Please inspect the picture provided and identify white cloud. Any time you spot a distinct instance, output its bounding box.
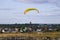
[17,0,60,7]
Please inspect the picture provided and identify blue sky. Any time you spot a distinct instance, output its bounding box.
[0,0,60,24]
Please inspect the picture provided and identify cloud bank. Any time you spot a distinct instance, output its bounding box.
[16,0,60,7]
[0,8,13,10]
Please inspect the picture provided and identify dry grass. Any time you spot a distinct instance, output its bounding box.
[0,32,60,38]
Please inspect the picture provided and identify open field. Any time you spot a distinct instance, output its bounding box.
[0,32,60,38]
[0,32,60,40]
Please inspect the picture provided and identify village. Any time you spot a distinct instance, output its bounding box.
[0,22,60,33]
[0,22,60,40]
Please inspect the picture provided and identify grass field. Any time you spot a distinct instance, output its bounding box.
[0,32,60,38]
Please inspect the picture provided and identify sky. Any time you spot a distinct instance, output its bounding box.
[0,0,60,24]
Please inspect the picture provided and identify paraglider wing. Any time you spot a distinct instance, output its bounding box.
[24,8,39,14]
